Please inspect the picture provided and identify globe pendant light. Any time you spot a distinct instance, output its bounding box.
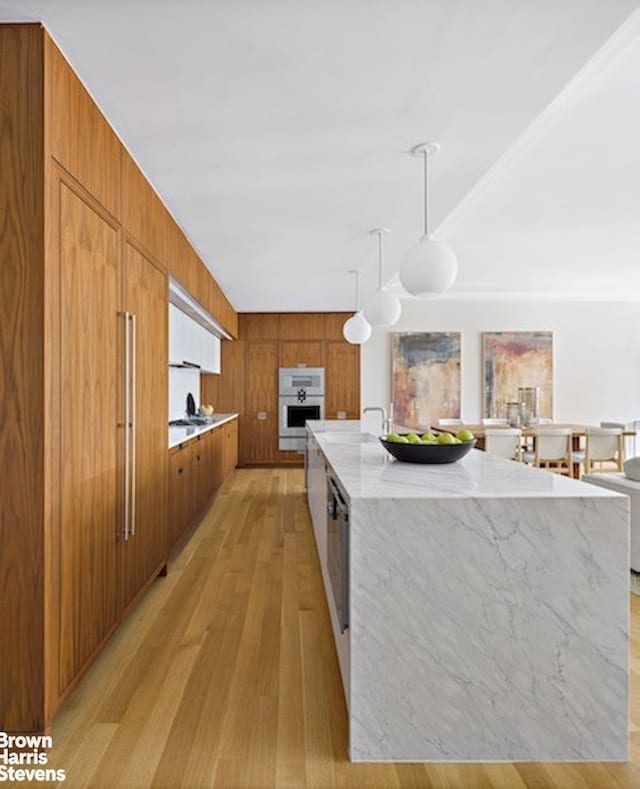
[363,228,402,327]
[343,269,372,344]
[399,142,458,297]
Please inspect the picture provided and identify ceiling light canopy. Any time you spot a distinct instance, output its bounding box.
[363,228,402,328]
[343,269,372,345]
[399,142,458,298]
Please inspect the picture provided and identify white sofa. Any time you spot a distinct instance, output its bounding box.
[582,472,640,571]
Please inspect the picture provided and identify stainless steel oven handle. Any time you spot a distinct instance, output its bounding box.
[340,513,350,633]
[327,476,346,510]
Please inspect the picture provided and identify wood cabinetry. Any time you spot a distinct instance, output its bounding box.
[119,240,168,613]
[168,419,237,552]
[279,341,324,367]
[325,341,361,420]
[243,341,279,464]
[223,419,239,476]
[222,314,359,467]
[0,23,237,733]
[47,36,122,217]
[169,443,192,549]
[58,180,120,694]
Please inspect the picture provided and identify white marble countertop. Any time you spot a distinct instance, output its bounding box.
[169,413,238,450]
[307,420,624,501]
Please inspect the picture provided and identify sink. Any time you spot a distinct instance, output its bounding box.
[323,432,379,444]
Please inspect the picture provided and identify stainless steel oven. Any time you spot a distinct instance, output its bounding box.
[279,367,324,397]
[278,367,325,451]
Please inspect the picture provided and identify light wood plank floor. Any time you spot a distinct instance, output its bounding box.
[42,468,640,788]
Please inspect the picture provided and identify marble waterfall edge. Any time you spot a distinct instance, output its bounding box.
[349,494,629,762]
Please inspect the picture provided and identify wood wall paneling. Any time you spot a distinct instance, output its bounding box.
[46,32,121,218]
[240,313,280,340]
[58,181,119,694]
[201,339,245,415]
[279,312,325,340]
[228,314,361,465]
[121,150,167,269]
[325,341,361,420]
[119,241,169,612]
[243,341,278,464]
[279,341,324,368]
[0,23,46,734]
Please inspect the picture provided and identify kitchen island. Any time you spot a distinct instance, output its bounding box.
[306,420,630,762]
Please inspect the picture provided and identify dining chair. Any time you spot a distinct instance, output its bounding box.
[484,428,522,461]
[573,428,624,476]
[522,428,573,477]
[481,418,509,426]
[601,421,632,457]
[438,418,463,426]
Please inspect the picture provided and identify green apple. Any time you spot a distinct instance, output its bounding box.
[437,432,456,445]
[420,437,437,444]
[420,432,437,441]
[456,428,475,442]
[406,433,421,444]
[386,433,408,443]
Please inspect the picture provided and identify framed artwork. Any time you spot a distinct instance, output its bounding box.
[391,332,461,431]
[482,331,553,419]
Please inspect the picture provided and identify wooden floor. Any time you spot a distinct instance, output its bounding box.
[42,468,640,788]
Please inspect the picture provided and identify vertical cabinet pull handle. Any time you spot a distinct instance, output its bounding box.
[130,313,137,537]
[123,311,130,541]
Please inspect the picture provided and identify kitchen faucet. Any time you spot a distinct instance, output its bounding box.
[363,406,391,435]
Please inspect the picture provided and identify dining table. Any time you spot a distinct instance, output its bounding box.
[433,422,636,477]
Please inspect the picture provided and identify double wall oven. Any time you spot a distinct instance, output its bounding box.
[278,367,324,451]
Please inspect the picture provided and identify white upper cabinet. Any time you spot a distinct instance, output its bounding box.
[169,303,221,373]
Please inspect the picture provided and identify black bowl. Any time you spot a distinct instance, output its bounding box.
[379,435,477,464]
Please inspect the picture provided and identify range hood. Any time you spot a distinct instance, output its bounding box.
[169,277,232,341]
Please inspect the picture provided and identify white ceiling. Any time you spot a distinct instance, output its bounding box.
[2,0,639,310]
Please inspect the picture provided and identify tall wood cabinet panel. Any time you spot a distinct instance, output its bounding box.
[243,341,278,464]
[119,240,169,612]
[325,341,361,420]
[46,36,121,218]
[58,181,119,693]
[0,23,46,734]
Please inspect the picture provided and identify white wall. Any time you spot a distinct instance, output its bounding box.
[361,298,640,429]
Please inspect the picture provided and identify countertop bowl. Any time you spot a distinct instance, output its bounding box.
[379,435,476,464]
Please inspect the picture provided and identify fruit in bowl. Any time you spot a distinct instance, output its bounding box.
[379,430,476,464]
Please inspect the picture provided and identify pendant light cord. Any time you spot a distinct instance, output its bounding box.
[378,232,384,289]
[423,149,430,237]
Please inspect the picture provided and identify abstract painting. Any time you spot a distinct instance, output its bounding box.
[482,331,553,419]
[391,332,461,431]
